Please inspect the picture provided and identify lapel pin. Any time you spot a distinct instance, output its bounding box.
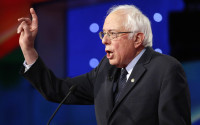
[131,78,135,83]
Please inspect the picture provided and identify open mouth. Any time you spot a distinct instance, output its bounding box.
[106,50,113,59]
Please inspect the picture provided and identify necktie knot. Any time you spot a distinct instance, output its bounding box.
[120,68,128,82]
[118,68,128,91]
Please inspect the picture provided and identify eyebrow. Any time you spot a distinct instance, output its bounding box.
[102,29,118,32]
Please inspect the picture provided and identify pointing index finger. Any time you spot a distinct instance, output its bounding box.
[30,8,38,28]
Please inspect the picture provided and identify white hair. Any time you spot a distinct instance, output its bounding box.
[107,5,153,47]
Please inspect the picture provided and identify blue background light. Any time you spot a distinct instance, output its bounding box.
[89,23,100,33]
[155,48,163,53]
[89,58,99,68]
[153,13,163,22]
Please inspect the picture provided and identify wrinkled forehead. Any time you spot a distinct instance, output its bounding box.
[103,11,127,32]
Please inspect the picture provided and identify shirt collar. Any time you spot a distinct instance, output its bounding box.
[125,48,146,75]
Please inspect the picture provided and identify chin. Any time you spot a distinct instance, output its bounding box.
[109,60,122,68]
[109,59,117,66]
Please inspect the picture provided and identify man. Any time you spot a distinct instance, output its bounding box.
[17,5,191,125]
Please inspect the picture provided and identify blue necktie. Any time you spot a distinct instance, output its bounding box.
[114,68,128,103]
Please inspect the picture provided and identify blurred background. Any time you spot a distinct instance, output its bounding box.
[0,0,200,124]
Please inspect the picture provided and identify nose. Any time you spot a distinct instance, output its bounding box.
[102,34,111,45]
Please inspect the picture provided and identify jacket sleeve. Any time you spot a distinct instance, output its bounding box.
[158,61,191,125]
[19,56,106,105]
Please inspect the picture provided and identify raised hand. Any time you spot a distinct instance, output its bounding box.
[17,8,38,64]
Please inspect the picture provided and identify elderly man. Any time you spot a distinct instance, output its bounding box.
[17,5,191,125]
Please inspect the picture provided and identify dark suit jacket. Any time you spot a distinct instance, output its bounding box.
[20,47,191,125]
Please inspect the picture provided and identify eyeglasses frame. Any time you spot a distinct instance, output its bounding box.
[99,31,133,40]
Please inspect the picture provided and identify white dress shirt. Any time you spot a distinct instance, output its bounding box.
[124,48,146,81]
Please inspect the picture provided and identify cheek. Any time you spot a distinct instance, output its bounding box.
[112,39,132,59]
[113,43,121,55]
[113,44,125,59]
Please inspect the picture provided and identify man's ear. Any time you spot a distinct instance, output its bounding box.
[134,33,145,48]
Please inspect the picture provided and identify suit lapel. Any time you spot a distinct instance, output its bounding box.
[105,66,121,115]
[113,64,146,109]
[109,47,153,118]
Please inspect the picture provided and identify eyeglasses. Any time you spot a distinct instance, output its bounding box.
[99,31,133,40]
